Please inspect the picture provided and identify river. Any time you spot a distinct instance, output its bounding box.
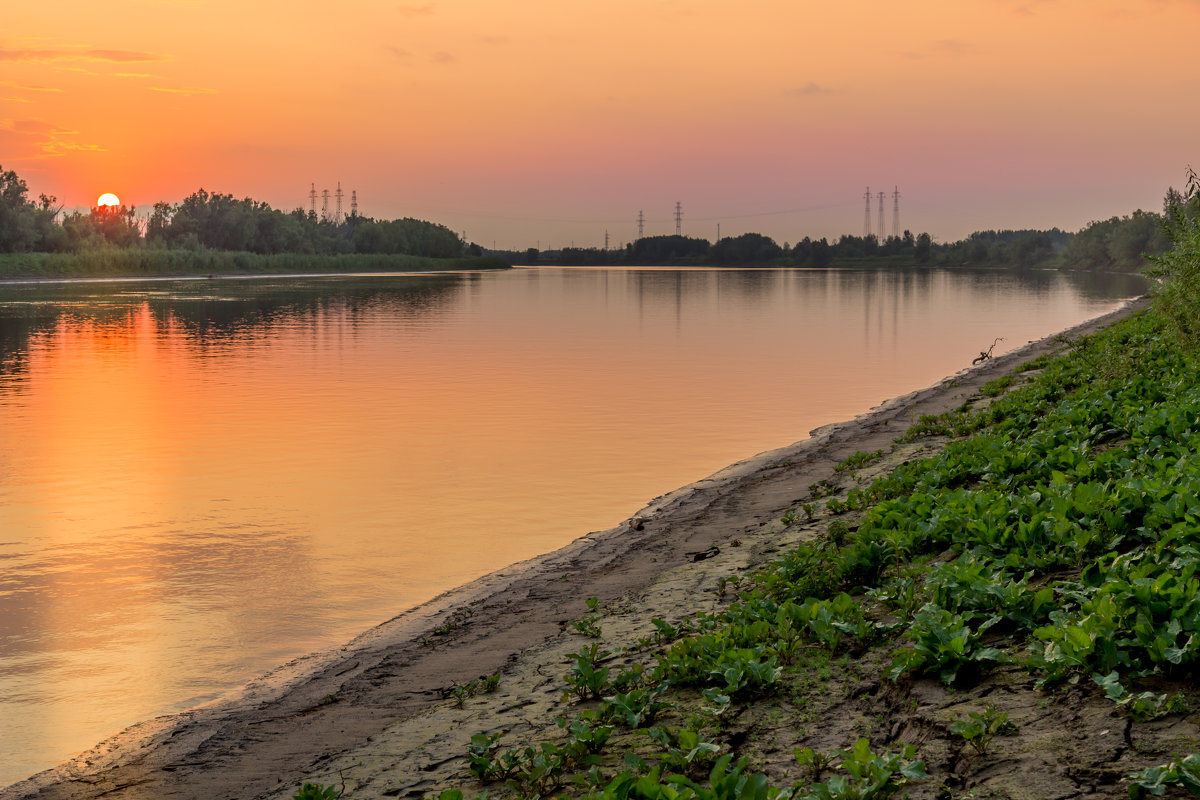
[0,266,1145,785]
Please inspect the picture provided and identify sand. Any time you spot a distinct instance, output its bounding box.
[1,299,1148,800]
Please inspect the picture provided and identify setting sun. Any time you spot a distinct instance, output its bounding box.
[97,193,120,208]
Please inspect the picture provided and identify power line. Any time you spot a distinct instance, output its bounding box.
[407,200,853,226]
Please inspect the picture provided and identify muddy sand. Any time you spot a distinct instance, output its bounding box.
[3,299,1156,800]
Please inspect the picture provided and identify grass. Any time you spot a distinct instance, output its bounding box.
[0,249,510,279]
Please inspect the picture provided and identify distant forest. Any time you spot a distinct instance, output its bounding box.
[0,163,1185,273]
[0,165,475,260]
[494,188,1189,272]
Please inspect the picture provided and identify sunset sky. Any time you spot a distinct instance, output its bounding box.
[3,0,1197,249]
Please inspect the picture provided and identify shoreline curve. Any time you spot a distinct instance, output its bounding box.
[1,297,1148,800]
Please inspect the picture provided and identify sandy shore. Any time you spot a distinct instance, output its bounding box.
[1,299,1147,800]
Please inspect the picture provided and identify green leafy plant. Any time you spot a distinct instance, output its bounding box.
[649,726,722,777]
[794,746,836,782]
[835,449,884,473]
[293,783,340,800]
[573,596,604,637]
[452,681,478,707]
[564,642,613,701]
[888,607,1006,685]
[650,617,684,644]
[980,375,1014,397]
[1093,671,1189,721]
[949,703,1017,756]
[796,738,927,800]
[1128,753,1200,799]
[602,683,674,728]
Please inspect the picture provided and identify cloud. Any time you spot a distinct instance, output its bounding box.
[115,72,154,78]
[0,48,166,63]
[0,118,105,160]
[0,80,63,92]
[7,119,56,134]
[385,45,413,60]
[480,35,509,46]
[431,51,456,64]
[149,86,217,95]
[903,39,977,60]
[990,0,1055,15]
[792,82,831,96]
[396,3,434,15]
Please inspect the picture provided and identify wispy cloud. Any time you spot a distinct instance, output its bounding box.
[0,118,106,160]
[0,48,166,63]
[791,82,831,96]
[0,80,63,92]
[116,72,154,78]
[991,0,1056,16]
[480,35,509,46]
[385,45,413,60]
[396,3,434,16]
[903,39,977,60]
[431,51,456,64]
[149,86,217,95]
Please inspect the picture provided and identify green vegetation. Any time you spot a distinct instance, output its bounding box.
[1128,755,1200,799]
[415,169,1200,799]
[499,208,1176,270]
[949,704,1017,756]
[0,249,507,278]
[0,164,508,278]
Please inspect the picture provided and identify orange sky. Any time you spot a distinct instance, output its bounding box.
[3,0,1198,248]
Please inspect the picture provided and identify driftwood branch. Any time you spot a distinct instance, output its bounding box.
[971,337,1005,365]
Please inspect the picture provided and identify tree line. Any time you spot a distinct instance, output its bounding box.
[0,165,467,259]
[2,162,1187,270]
[497,186,1190,271]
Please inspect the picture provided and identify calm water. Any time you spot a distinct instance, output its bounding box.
[0,266,1144,785]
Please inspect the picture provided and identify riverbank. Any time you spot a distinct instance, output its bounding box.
[0,251,510,280]
[3,297,1164,800]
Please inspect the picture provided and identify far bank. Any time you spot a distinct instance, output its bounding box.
[0,250,511,281]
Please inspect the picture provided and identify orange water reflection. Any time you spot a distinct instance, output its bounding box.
[0,267,1144,784]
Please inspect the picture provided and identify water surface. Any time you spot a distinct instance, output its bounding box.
[0,266,1145,785]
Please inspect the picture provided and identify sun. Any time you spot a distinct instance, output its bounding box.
[97,192,121,208]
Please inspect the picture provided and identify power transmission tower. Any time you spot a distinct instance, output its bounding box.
[604,230,609,251]
[637,210,644,240]
[674,201,682,236]
[351,190,358,218]
[863,186,871,238]
[892,186,900,239]
[309,183,317,214]
[877,191,886,241]
[335,182,344,224]
[321,189,330,222]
